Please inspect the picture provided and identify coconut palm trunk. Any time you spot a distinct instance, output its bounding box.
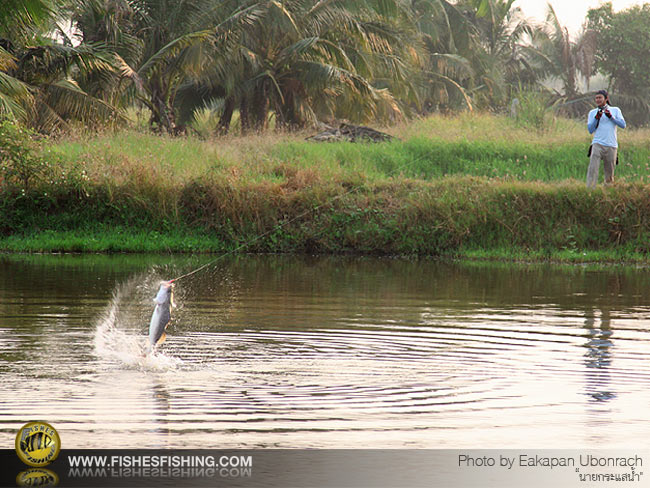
[239,95,251,135]
[217,95,235,135]
[252,83,268,132]
[148,82,177,134]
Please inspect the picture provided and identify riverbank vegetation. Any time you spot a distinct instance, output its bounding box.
[3,1,650,261]
[2,1,650,134]
[2,113,650,261]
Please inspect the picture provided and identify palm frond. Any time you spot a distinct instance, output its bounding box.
[268,0,300,35]
[0,71,32,121]
[113,53,144,93]
[33,78,125,131]
[0,46,18,71]
[137,29,213,77]
[308,0,340,16]
[428,70,473,110]
[0,0,52,36]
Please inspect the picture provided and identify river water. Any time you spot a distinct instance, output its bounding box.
[1,254,649,449]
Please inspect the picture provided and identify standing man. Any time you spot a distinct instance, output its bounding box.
[586,89,626,188]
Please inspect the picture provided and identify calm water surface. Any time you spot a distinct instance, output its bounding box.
[1,254,650,448]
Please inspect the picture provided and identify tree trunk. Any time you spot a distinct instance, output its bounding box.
[281,89,302,130]
[149,83,176,135]
[274,97,287,131]
[217,96,235,135]
[239,96,250,135]
[252,84,268,132]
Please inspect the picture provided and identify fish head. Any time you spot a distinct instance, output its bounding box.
[153,280,174,304]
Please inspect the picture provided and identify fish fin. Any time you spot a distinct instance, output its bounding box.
[156,332,167,345]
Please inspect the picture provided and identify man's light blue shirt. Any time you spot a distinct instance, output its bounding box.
[587,105,626,148]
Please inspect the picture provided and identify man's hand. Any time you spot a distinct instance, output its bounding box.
[604,109,612,118]
[595,111,603,120]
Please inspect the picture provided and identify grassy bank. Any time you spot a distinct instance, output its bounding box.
[47,113,650,184]
[2,114,650,260]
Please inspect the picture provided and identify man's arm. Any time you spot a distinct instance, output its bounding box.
[587,110,599,133]
[610,108,626,129]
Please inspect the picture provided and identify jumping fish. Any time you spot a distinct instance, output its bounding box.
[145,280,174,354]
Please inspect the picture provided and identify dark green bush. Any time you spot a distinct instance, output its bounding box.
[0,120,49,191]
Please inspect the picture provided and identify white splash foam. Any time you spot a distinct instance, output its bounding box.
[94,278,182,371]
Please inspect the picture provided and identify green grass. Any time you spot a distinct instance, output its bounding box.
[0,228,228,253]
[49,113,650,186]
[3,112,650,259]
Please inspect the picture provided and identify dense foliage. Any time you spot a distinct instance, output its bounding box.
[2,114,650,258]
[587,2,650,124]
[1,0,649,134]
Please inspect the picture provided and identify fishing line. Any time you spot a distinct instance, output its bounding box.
[169,186,362,283]
[168,147,432,284]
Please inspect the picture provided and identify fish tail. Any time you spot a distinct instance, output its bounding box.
[143,341,153,357]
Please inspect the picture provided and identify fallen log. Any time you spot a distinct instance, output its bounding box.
[306,123,395,143]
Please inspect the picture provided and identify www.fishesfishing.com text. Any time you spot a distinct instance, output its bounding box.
[67,454,253,479]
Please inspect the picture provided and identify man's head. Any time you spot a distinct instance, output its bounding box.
[595,89,609,108]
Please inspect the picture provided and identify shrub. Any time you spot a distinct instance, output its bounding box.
[511,88,556,132]
[0,120,49,191]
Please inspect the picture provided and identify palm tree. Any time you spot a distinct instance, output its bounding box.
[530,4,597,117]
[71,0,214,134]
[456,0,545,107]
[1,0,123,132]
[174,0,426,134]
[409,0,475,111]
[1,0,51,122]
[544,5,596,97]
[0,0,51,37]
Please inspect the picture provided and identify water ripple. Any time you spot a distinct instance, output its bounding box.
[2,257,650,448]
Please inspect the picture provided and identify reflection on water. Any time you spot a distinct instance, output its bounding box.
[1,254,650,448]
[583,308,614,402]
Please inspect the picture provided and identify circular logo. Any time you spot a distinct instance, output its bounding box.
[16,468,59,487]
[15,422,61,467]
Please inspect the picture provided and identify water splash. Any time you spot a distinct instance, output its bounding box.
[93,275,181,371]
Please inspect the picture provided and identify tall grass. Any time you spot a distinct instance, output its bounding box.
[3,175,650,259]
[511,87,556,132]
[49,113,650,185]
[3,112,650,258]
